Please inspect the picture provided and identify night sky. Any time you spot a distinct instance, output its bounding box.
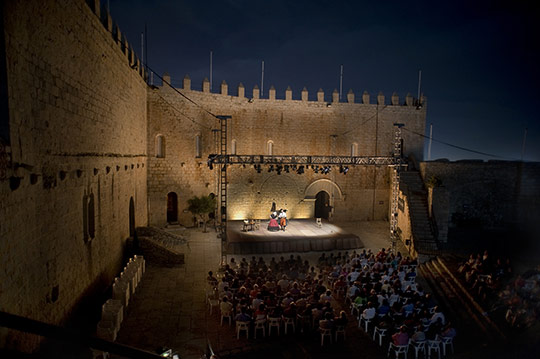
[109,0,539,162]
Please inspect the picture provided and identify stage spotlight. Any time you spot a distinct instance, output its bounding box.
[208,162,213,170]
[268,165,274,172]
[284,165,290,173]
[322,166,331,174]
[297,165,304,174]
[343,166,349,174]
[313,166,319,173]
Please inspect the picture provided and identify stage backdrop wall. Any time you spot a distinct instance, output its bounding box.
[147,75,426,227]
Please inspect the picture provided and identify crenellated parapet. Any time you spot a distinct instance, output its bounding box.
[85,0,147,81]
[162,72,426,107]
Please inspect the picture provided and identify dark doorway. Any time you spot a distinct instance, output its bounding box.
[129,197,135,237]
[315,191,331,219]
[167,192,178,223]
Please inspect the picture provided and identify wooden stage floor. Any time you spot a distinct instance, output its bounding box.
[226,219,363,254]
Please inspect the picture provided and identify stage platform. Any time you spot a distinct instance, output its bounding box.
[226,219,363,254]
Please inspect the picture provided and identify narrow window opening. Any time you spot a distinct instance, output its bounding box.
[351,143,358,157]
[195,135,201,158]
[156,135,165,158]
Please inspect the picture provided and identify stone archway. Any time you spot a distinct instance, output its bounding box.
[304,179,343,220]
[304,179,343,201]
[315,191,331,219]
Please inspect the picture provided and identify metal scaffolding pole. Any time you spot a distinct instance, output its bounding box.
[216,115,230,266]
[390,123,404,252]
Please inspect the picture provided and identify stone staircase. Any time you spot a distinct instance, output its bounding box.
[128,227,187,266]
[418,256,507,350]
[400,171,439,252]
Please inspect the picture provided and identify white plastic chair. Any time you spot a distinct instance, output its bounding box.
[208,297,219,315]
[373,326,387,347]
[320,327,332,346]
[438,335,454,356]
[335,325,346,341]
[387,343,408,359]
[268,316,281,336]
[236,321,250,339]
[408,340,426,359]
[359,315,371,332]
[254,319,266,338]
[282,316,296,334]
[427,339,441,359]
[220,309,232,326]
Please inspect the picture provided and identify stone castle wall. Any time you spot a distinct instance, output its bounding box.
[419,160,540,231]
[147,75,426,226]
[1,0,147,350]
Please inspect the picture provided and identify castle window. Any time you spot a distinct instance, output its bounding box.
[231,139,237,155]
[195,135,201,158]
[267,140,273,156]
[351,143,358,157]
[83,193,96,242]
[156,134,165,158]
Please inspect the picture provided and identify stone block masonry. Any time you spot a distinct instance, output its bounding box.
[1,0,147,352]
[147,75,426,227]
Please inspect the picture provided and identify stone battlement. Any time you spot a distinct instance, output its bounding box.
[162,73,427,107]
[85,0,147,80]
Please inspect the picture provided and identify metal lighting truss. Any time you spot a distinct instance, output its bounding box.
[209,117,406,255]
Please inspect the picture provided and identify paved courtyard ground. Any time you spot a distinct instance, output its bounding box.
[114,221,406,358]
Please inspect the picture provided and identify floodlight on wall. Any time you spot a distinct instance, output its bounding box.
[268,165,274,172]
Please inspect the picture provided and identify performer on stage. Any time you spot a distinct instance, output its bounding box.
[279,209,288,231]
[268,210,280,231]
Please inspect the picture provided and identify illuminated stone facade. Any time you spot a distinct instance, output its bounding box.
[147,77,427,226]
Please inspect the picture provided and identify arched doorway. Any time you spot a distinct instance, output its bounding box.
[129,197,135,237]
[315,191,331,219]
[167,192,178,223]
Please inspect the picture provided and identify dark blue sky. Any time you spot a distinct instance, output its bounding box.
[109,0,539,161]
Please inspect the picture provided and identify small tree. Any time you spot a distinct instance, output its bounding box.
[187,194,216,232]
[426,175,442,188]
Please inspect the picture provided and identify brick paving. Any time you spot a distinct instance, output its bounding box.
[115,221,406,359]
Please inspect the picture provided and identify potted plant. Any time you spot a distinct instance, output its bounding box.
[187,194,216,233]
